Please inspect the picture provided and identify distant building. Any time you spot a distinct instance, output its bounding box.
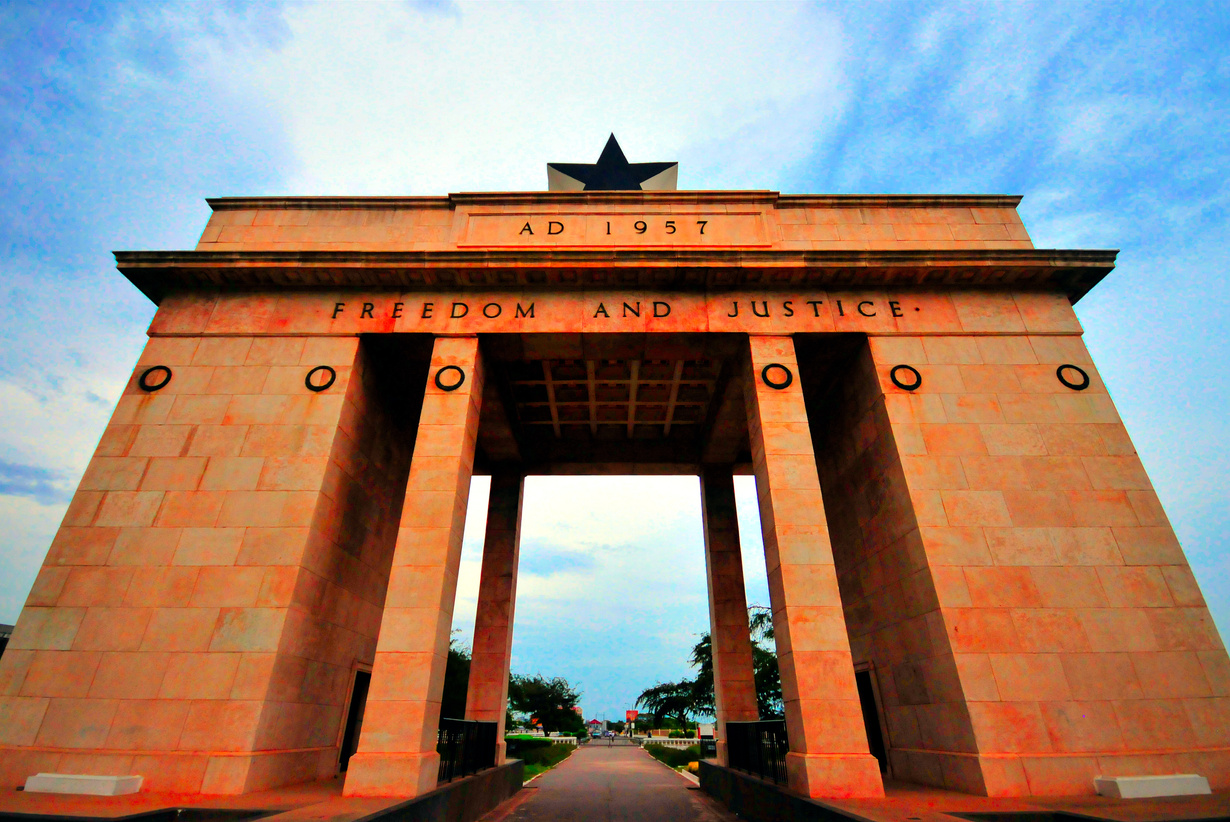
[0,624,12,659]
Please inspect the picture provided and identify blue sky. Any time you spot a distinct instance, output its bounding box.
[1,1,1228,720]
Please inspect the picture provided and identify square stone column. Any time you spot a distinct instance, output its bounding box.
[0,332,413,795]
[866,305,1230,795]
[464,471,524,764]
[700,468,760,766]
[343,336,484,797]
[743,335,884,798]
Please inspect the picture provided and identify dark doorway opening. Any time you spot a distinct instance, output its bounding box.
[854,669,887,774]
[339,670,371,772]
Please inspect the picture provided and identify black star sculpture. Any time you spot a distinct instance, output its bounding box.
[547,134,678,191]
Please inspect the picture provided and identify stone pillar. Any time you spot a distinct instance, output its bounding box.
[0,332,405,795]
[865,297,1230,795]
[464,471,524,764]
[343,336,484,797]
[742,335,884,798]
[700,468,760,766]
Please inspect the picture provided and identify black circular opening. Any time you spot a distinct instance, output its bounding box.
[1056,364,1090,391]
[138,365,172,392]
[761,363,793,390]
[435,365,466,392]
[305,365,337,392]
[890,364,923,391]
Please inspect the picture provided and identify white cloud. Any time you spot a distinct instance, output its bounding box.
[1051,95,1166,163]
[208,2,847,195]
[0,4,290,621]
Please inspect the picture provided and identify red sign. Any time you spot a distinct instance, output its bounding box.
[626,710,639,722]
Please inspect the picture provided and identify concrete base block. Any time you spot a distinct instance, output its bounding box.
[360,760,523,822]
[24,773,144,795]
[698,760,872,822]
[1094,774,1211,799]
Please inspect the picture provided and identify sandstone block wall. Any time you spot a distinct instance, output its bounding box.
[744,336,884,798]
[1,190,1221,800]
[822,304,1230,795]
[0,335,416,793]
[343,337,485,797]
[810,342,983,791]
[190,195,1032,253]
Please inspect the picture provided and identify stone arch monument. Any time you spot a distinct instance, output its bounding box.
[0,187,1226,800]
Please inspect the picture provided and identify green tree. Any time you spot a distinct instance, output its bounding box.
[641,606,782,726]
[749,606,783,718]
[689,632,715,716]
[507,674,584,734]
[635,680,694,729]
[441,634,471,720]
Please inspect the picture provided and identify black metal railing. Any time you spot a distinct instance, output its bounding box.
[725,720,788,785]
[437,718,498,782]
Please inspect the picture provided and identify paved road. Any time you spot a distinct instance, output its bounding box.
[495,744,738,822]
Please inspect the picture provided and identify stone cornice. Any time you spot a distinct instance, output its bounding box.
[776,194,1022,208]
[114,248,1117,305]
[203,192,1024,210]
[206,196,455,211]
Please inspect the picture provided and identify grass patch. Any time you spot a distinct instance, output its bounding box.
[644,743,701,770]
[514,742,574,782]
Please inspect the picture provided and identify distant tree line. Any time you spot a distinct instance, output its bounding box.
[441,606,782,737]
[442,635,585,734]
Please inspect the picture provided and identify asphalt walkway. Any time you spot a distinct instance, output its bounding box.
[491,743,738,822]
